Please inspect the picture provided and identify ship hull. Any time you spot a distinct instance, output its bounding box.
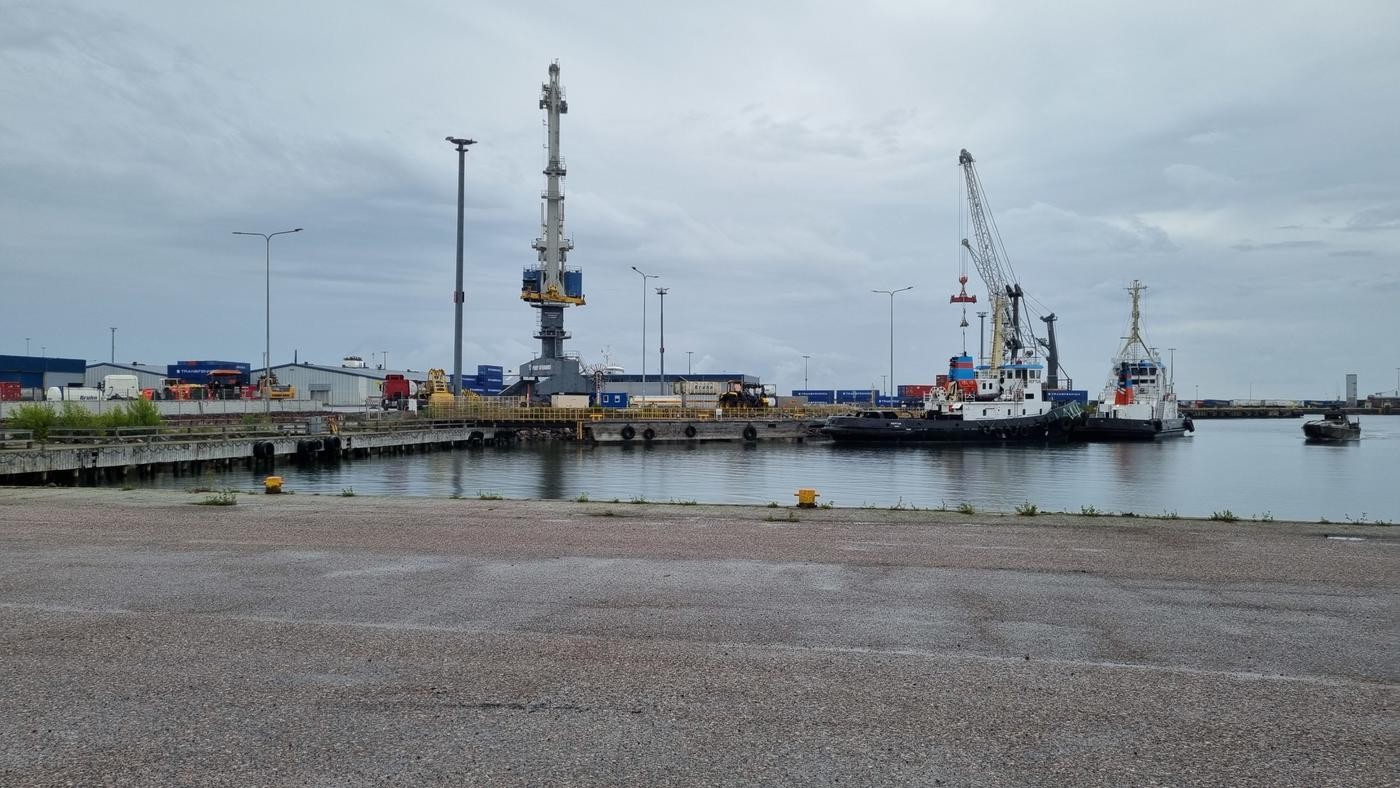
[1074,415,1191,441]
[822,403,1083,445]
[1302,421,1359,442]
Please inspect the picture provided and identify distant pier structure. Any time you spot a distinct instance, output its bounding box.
[518,62,590,397]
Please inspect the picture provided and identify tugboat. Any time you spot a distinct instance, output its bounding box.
[822,348,1083,444]
[1075,280,1192,441]
[824,146,1084,445]
[1302,411,1360,442]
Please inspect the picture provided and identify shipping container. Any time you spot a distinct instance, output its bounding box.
[1046,390,1089,406]
[835,389,878,404]
[673,380,724,396]
[0,381,20,401]
[897,384,936,398]
[167,361,252,383]
[790,389,835,404]
[550,394,591,409]
[935,374,949,387]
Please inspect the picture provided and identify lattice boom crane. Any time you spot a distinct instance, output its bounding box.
[958,148,1029,367]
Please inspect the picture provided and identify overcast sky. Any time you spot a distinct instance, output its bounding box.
[2,0,1397,399]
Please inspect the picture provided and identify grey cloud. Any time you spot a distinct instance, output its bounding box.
[1232,240,1326,252]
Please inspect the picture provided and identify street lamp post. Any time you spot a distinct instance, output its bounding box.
[1168,347,1176,389]
[233,227,303,413]
[109,327,116,364]
[446,136,477,397]
[630,266,658,397]
[802,354,810,390]
[872,286,913,396]
[655,287,669,396]
[686,351,693,376]
[25,338,30,356]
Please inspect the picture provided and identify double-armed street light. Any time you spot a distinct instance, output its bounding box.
[872,286,913,396]
[631,266,658,395]
[233,227,303,413]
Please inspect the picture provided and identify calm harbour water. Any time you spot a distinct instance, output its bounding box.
[133,416,1400,523]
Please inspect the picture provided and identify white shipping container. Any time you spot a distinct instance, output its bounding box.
[550,394,591,409]
[672,380,723,396]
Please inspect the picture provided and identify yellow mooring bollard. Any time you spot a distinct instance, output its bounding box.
[794,488,819,508]
[264,476,284,494]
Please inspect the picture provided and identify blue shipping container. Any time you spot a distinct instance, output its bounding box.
[168,362,252,383]
[1046,390,1090,406]
[835,389,878,404]
[791,389,835,404]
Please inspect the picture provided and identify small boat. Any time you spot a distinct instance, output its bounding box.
[822,348,1084,445]
[1302,411,1359,442]
[1075,280,1192,441]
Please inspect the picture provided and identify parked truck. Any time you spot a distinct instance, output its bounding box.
[381,374,413,410]
[100,374,141,400]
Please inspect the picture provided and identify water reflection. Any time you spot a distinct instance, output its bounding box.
[114,418,1400,521]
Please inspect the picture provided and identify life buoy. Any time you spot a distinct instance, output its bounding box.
[742,425,758,441]
[683,425,697,438]
[620,425,636,441]
[642,428,656,441]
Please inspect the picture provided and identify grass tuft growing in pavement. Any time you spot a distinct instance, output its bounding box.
[194,490,237,506]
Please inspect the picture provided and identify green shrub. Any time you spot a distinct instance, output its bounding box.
[57,402,96,430]
[956,502,976,515]
[1016,501,1039,516]
[340,488,356,497]
[1080,505,1100,517]
[8,403,57,440]
[1210,509,1238,522]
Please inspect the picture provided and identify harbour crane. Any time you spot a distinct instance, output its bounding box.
[957,148,1057,380]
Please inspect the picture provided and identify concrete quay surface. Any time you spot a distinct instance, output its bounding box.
[1,489,1395,786]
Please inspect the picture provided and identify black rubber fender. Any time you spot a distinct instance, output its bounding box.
[683,425,697,438]
[642,428,656,442]
[742,425,758,441]
[1184,418,1195,433]
[620,425,636,441]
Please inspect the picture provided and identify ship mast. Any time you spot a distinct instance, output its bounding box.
[1120,280,1154,361]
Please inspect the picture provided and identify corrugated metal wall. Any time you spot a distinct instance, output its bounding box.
[84,363,168,390]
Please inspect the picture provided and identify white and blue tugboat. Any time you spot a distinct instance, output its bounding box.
[1075,280,1192,441]
[822,348,1083,444]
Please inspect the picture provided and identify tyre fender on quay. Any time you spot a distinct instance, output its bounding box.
[642,428,656,442]
[620,425,636,441]
[742,425,758,441]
